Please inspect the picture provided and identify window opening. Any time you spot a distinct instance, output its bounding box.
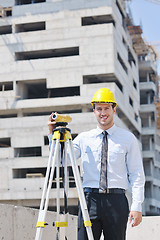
[16,80,80,99]
[15,21,45,33]
[128,48,136,65]
[44,136,49,145]
[133,79,137,89]
[0,138,11,148]
[82,14,115,26]
[23,111,51,117]
[14,147,42,157]
[48,86,80,98]
[83,74,123,92]
[129,96,133,107]
[15,0,46,5]
[134,113,138,122]
[0,25,12,35]
[116,0,126,29]
[0,114,17,118]
[117,53,128,74]
[13,167,46,178]
[15,47,79,61]
[0,82,13,91]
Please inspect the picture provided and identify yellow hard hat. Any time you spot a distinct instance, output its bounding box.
[91,88,117,106]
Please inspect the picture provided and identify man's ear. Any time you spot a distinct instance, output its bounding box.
[113,106,116,114]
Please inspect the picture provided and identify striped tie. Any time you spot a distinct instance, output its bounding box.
[100,131,108,191]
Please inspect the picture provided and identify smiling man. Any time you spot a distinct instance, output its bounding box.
[93,103,116,130]
[48,88,145,240]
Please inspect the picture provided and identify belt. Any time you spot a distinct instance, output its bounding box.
[84,187,125,194]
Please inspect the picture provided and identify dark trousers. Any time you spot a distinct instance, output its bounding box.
[78,192,129,240]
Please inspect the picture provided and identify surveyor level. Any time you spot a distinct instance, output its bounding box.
[35,126,94,240]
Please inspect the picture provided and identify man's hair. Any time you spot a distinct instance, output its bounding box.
[93,102,116,109]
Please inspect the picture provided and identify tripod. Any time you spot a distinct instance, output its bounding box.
[35,126,94,240]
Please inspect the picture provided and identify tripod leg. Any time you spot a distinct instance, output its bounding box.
[35,139,60,240]
[39,140,56,212]
[67,140,94,240]
[62,141,69,239]
[64,141,69,215]
[56,143,60,240]
[56,141,69,240]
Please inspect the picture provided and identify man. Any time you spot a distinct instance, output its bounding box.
[48,88,145,240]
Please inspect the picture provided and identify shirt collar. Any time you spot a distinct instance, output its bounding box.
[96,124,117,136]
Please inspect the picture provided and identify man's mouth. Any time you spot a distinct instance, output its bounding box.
[101,116,108,120]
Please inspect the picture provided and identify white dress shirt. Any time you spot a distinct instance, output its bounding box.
[49,124,145,212]
[72,124,145,212]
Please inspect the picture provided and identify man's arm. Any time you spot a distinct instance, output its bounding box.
[126,134,145,227]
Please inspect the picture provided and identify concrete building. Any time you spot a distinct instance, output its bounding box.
[127,22,160,215]
[0,0,159,216]
[139,47,160,215]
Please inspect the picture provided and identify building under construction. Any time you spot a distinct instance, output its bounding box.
[0,0,160,216]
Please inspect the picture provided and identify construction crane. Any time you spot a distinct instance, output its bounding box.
[125,0,160,3]
[145,0,160,5]
[147,41,160,46]
[127,0,160,4]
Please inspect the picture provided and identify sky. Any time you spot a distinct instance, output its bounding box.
[126,0,160,73]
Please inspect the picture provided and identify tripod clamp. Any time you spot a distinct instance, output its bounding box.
[52,127,72,142]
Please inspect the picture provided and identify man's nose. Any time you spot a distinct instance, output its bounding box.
[101,109,107,115]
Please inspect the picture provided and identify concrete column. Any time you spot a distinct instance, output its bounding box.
[150,160,154,177]
[17,111,23,117]
[149,136,152,150]
[147,72,150,82]
[148,114,152,127]
[12,23,16,34]
[147,92,151,104]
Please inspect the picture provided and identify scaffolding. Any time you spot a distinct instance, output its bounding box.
[155,75,160,129]
[127,25,149,56]
[145,0,160,5]
[0,6,12,18]
[125,14,160,129]
[0,5,3,18]
[155,101,160,129]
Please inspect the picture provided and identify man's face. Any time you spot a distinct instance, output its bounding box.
[93,103,116,130]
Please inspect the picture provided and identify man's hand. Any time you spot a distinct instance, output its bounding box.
[129,211,142,227]
[48,112,57,134]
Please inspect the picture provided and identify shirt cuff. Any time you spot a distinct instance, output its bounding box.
[130,201,142,212]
